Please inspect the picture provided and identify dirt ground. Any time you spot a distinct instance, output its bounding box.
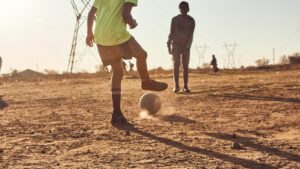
[0,69,299,168]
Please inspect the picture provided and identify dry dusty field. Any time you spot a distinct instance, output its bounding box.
[0,69,299,168]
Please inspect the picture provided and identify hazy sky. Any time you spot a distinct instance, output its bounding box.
[1,0,300,73]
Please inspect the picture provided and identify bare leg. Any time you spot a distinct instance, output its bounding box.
[128,37,168,91]
[173,53,181,89]
[182,49,190,90]
[109,62,130,126]
[127,38,149,80]
[111,62,123,112]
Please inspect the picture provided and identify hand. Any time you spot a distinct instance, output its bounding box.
[168,46,172,55]
[186,43,191,49]
[86,32,94,47]
[130,20,138,29]
[167,42,172,55]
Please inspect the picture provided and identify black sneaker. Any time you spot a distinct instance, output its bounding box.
[173,87,180,93]
[111,111,129,126]
[183,88,191,93]
[141,79,168,91]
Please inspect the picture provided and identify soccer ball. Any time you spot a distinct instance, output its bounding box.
[139,92,161,115]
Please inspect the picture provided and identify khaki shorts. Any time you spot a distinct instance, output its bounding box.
[97,37,147,66]
[172,44,190,67]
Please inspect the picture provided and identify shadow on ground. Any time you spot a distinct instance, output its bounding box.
[156,114,196,124]
[117,125,277,169]
[205,132,300,163]
[209,93,300,103]
[0,99,8,109]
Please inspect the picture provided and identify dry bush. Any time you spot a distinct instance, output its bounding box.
[10,69,18,76]
[150,67,164,74]
[44,69,59,75]
[202,63,211,69]
[289,52,300,64]
[279,55,289,64]
[95,64,109,73]
[255,58,270,67]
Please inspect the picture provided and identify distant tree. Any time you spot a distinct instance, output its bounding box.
[279,55,289,64]
[292,52,300,56]
[156,67,164,71]
[202,63,211,69]
[289,52,300,64]
[44,69,59,75]
[10,69,18,76]
[78,69,89,74]
[255,58,270,67]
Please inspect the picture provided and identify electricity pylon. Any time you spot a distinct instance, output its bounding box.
[67,0,97,73]
[195,44,208,68]
[225,42,238,69]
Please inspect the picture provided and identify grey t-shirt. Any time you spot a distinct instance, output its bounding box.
[168,15,195,49]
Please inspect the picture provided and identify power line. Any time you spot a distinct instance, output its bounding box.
[279,24,300,54]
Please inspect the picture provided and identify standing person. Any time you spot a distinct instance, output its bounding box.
[122,60,127,74]
[210,55,219,73]
[86,0,168,126]
[168,1,195,93]
[0,56,2,72]
[129,60,134,71]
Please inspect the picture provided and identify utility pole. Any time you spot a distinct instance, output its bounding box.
[225,42,238,69]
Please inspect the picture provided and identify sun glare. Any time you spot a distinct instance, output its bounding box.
[0,1,36,20]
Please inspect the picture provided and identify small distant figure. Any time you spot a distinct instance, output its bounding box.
[103,66,109,73]
[129,61,134,72]
[122,60,127,74]
[210,55,219,73]
[0,56,2,72]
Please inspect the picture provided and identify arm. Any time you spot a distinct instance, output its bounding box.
[86,7,97,47]
[167,18,175,54]
[123,3,137,29]
[186,18,195,49]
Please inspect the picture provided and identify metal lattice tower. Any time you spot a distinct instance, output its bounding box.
[195,44,208,67]
[67,0,98,73]
[225,42,238,69]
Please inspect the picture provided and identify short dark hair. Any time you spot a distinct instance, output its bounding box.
[179,1,189,9]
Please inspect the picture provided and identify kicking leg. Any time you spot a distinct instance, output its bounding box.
[128,37,168,91]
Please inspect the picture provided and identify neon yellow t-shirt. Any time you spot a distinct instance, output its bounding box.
[93,0,138,46]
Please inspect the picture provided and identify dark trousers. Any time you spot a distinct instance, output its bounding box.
[172,45,190,88]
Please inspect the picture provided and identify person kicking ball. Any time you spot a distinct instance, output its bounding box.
[86,0,168,126]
